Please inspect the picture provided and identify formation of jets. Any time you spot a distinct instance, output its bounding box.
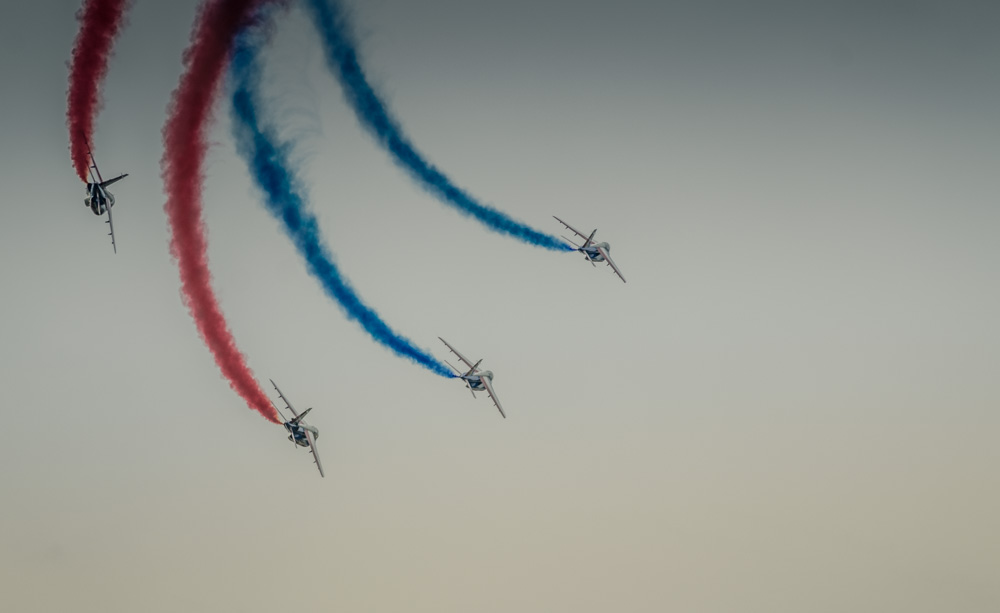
[77,152,627,477]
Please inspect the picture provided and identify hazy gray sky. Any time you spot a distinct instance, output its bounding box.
[1,1,998,611]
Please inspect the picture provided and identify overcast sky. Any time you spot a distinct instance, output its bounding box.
[1,1,998,611]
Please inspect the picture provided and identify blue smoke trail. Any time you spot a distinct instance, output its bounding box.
[229,25,455,379]
[303,0,573,253]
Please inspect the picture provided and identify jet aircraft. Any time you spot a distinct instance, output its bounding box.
[270,379,324,477]
[554,216,626,283]
[83,143,127,253]
[439,337,505,418]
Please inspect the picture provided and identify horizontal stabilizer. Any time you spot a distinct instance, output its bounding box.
[443,359,461,375]
[561,235,582,249]
[101,173,128,188]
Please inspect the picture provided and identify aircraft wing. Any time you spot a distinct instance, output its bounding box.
[480,376,506,419]
[270,379,299,418]
[597,246,626,283]
[305,429,325,477]
[553,216,591,241]
[438,337,476,371]
[86,144,103,184]
[105,201,117,254]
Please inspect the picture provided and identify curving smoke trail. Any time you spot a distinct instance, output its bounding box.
[229,24,455,379]
[162,0,283,423]
[303,0,573,253]
[67,0,131,182]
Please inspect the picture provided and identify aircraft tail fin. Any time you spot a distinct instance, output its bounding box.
[291,407,313,425]
[466,359,483,377]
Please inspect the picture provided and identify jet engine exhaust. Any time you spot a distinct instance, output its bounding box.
[67,0,131,182]
[160,0,285,424]
[228,19,456,379]
[303,0,574,253]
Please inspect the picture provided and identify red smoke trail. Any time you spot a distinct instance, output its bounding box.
[67,0,130,182]
[162,0,280,423]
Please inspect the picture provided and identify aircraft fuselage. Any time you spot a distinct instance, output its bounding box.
[85,183,114,216]
[462,370,494,391]
[284,421,318,447]
[581,242,610,262]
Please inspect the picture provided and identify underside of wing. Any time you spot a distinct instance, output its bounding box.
[438,337,476,370]
[305,429,324,477]
[105,203,116,254]
[553,216,590,241]
[481,377,506,419]
[597,247,626,283]
[269,379,299,418]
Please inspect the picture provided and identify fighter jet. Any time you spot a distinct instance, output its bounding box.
[270,379,324,477]
[439,337,505,418]
[83,142,127,253]
[554,216,626,283]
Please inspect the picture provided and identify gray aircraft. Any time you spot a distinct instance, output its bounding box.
[270,379,324,477]
[554,216,626,283]
[83,144,127,253]
[439,337,505,418]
